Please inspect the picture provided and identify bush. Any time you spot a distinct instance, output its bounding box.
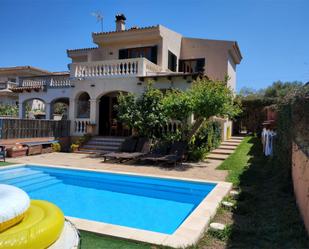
[188,121,221,161]
[51,142,61,152]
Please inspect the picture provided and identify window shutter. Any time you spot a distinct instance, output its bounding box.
[119,49,128,59]
[150,46,158,64]
[196,59,205,73]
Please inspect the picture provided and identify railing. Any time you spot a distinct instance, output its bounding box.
[73,118,90,135]
[0,119,70,139]
[19,75,72,89]
[161,120,182,134]
[71,58,164,78]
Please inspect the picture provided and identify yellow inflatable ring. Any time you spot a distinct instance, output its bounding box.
[0,200,65,249]
[0,184,30,232]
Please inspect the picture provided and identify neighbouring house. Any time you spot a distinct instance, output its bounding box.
[12,14,242,139]
[0,66,52,117]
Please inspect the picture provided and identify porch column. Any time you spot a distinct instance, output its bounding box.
[19,104,24,119]
[90,99,97,124]
[69,98,75,136]
[45,102,51,120]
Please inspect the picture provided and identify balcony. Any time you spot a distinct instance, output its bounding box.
[15,74,72,91]
[70,58,163,79]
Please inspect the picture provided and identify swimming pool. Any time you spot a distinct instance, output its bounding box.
[0,164,215,234]
[0,164,231,247]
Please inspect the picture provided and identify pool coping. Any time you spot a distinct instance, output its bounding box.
[1,163,232,248]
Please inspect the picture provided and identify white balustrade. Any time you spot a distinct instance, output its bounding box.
[71,58,163,78]
[20,75,71,88]
[162,120,182,134]
[74,118,90,135]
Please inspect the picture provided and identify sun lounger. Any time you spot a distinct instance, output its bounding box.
[102,137,138,162]
[0,145,6,162]
[112,138,152,162]
[139,142,169,163]
[157,141,187,166]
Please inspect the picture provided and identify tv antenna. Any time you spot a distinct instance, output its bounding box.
[91,11,103,32]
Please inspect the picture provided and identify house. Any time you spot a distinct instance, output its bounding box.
[0,66,52,110]
[13,14,242,139]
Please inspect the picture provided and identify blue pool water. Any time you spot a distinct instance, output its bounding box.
[0,165,216,234]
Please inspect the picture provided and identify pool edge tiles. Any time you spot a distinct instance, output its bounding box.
[0,163,232,248]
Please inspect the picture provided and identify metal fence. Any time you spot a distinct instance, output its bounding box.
[0,119,70,139]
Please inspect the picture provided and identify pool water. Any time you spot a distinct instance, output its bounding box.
[0,165,216,234]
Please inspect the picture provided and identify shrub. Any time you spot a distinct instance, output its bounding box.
[51,142,61,152]
[70,143,79,152]
[188,121,221,161]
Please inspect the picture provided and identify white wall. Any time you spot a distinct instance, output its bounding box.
[227,53,236,92]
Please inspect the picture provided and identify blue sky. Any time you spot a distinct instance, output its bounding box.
[0,0,308,91]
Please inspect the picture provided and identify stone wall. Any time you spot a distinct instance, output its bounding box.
[292,142,309,235]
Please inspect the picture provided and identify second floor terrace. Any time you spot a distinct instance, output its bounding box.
[11,73,72,92]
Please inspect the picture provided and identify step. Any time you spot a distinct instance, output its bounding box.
[220,143,239,147]
[91,137,126,142]
[75,149,107,155]
[14,175,58,189]
[206,153,230,160]
[211,149,234,155]
[83,144,119,150]
[87,140,123,146]
[0,167,30,176]
[22,179,62,192]
[2,172,46,185]
[218,146,236,150]
[0,169,42,181]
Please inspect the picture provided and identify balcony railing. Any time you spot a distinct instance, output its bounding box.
[19,74,72,89]
[70,58,163,78]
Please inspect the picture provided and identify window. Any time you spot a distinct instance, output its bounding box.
[168,51,177,72]
[119,46,158,64]
[77,92,90,118]
[179,58,205,73]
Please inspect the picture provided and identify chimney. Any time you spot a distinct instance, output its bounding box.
[115,14,126,31]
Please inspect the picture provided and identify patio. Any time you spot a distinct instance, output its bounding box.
[7,137,243,182]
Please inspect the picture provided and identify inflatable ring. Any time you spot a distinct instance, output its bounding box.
[0,200,65,249]
[0,184,30,232]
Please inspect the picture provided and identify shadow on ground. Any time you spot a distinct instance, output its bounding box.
[226,137,309,249]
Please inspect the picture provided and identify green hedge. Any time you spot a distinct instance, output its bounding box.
[188,121,221,161]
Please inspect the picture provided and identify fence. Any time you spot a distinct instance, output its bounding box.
[0,119,70,139]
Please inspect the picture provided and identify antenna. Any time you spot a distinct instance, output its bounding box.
[91,11,103,32]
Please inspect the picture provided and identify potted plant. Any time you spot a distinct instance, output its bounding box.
[70,143,79,152]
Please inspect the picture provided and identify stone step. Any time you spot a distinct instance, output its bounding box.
[81,145,118,151]
[91,136,126,142]
[211,149,234,155]
[75,149,107,155]
[220,142,239,147]
[218,146,236,150]
[206,153,229,161]
[87,140,123,146]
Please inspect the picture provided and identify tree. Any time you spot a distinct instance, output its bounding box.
[116,84,168,138]
[163,77,241,141]
[0,104,18,117]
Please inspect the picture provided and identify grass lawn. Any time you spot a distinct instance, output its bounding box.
[0,161,14,167]
[77,136,309,248]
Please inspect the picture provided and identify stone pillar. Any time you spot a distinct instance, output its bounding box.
[45,102,51,120]
[69,98,76,136]
[90,99,97,123]
[19,103,24,119]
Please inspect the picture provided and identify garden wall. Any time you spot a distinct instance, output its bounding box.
[292,142,309,236]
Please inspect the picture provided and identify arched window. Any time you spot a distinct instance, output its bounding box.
[77,92,90,118]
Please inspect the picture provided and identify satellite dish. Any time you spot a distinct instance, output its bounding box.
[91,11,103,32]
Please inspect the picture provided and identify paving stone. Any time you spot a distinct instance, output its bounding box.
[210,222,226,231]
[222,201,235,208]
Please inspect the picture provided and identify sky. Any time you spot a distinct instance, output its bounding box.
[0,0,308,91]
